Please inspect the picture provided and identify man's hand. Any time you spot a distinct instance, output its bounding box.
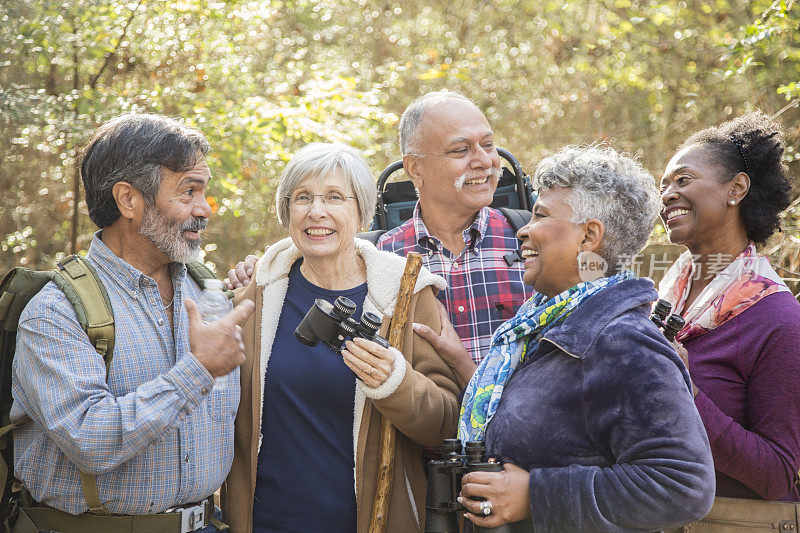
[458,463,532,527]
[224,254,260,289]
[413,300,476,388]
[185,298,255,378]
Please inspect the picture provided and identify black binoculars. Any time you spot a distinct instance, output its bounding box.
[295,296,390,353]
[425,439,527,533]
[651,299,686,342]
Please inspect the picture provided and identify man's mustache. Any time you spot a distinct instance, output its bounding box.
[180,217,207,232]
[454,167,502,190]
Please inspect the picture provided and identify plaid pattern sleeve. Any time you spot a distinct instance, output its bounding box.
[11,233,236,515]
[378,205,532,364]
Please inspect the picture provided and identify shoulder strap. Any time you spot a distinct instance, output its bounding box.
[357,229,387,245]
[51,255,115,375]
[186,261,233,299]
[49,255,115,515]
[498,207,532,234]
[498,208,531,267]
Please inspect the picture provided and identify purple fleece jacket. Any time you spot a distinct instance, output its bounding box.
[485,278,715,532]
[685,291,800,501]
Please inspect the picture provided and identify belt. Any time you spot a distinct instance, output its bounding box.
[166,496,215,533]
[14,496,222,533]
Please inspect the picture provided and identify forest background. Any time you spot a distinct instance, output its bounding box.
[2,0,800,286]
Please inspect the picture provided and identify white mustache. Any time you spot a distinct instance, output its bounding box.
[454,167,501,191]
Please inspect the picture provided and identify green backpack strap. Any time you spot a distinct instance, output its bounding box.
[51,255,115,374]
[186,261,233,298]
[0,256,116,518]
[51,255,115,516]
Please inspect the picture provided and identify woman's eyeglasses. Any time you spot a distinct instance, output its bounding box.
[287,192,356,207]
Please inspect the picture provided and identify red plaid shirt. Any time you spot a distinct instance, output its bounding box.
[377,204,532,364]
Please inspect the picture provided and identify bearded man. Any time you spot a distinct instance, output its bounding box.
[11,114,253,532]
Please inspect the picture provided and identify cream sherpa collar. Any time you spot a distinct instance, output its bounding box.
[253,237,446,316]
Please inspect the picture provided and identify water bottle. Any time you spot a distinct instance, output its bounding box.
[197,278,232,392]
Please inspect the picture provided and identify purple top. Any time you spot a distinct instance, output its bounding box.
[685,291,800,501]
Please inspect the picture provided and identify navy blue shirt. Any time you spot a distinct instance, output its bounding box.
[253,261,366,532]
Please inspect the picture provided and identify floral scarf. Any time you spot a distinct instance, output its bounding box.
[658,242,790,342]
[458,270,635,443]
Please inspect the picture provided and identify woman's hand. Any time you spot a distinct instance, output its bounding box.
[672,340,698,398]
[413,300,476,388]
[458,463,532,527]
[342,337,395,388]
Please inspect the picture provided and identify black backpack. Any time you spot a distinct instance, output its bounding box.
[358,207,532,266]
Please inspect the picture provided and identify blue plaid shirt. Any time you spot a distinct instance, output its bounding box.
[12,232,238,515]
[378,204,531,364]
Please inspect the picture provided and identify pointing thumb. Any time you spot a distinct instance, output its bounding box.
[230,299,255,325]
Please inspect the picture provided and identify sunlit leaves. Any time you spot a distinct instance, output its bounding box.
[2,0,799,274]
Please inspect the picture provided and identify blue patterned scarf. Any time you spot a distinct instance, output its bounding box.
[458,270,634,443]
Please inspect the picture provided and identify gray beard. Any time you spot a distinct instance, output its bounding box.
[139,206,205,264]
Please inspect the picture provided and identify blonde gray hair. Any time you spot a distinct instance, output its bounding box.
[275,142,377,228]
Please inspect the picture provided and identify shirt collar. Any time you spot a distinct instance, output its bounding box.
[411,202,436,251]
[412,203,490,252]
[86,231,187,294]
[469,207,490,250]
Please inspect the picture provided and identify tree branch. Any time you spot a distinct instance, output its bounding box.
[88,0,144,89]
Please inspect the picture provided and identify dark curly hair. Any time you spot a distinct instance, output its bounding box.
[681,112,792,245]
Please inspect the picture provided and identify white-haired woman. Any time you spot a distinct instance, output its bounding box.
[221,143,460,532]
[428,146,716,532]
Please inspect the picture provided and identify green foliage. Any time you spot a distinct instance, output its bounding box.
[721,0,800,157]
[2,0,799,276]
[1,0,397,272]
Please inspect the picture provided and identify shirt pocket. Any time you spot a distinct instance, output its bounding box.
[205,368,240,422]
[489,296,520,323]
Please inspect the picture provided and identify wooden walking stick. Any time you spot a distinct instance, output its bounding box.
[368,252,423,533]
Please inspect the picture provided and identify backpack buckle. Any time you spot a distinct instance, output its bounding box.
[503,249,523,266]
[56,255,86,280]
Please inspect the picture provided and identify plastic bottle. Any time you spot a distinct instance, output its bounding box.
[197,278,232,392]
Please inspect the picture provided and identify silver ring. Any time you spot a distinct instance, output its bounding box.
[367,366,374,375]
[480,499,493,516]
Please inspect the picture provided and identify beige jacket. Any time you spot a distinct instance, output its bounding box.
[221,238,461,532]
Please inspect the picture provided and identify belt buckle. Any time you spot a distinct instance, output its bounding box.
[175,502,205,533]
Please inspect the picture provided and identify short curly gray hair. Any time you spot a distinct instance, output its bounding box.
[275,142,377,228]
[533,145,660,272]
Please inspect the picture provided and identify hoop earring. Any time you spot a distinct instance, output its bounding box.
[577,250,608,282]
